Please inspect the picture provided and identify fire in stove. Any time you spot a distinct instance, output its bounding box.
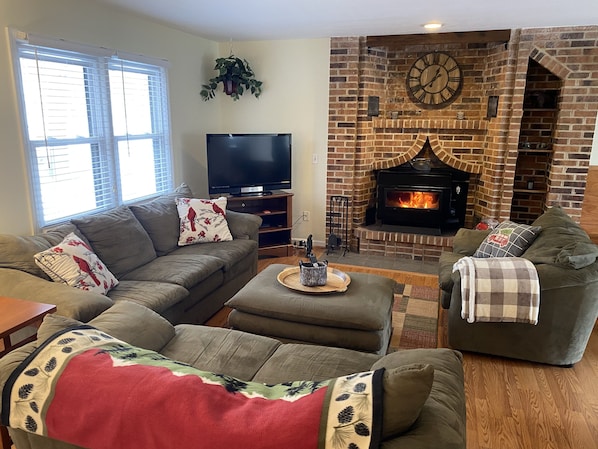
[386,190,440,210]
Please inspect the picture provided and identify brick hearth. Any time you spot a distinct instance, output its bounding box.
[326,27,598,259]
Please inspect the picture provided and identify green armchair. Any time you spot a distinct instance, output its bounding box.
[438,207,598,366]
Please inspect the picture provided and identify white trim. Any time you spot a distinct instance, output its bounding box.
[9,28,170,68]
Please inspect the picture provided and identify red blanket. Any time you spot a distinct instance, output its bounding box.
[2,326,383,449]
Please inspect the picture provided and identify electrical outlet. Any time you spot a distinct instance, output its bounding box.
[303,210,310,221]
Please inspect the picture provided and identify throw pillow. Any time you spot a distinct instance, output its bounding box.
[555,242,598,269]
[72,206,156,278]
[176,197,233,246]
[473,220,541,258]
[130,183,195,256]
[33,232,119,295]
[381,363,434,439]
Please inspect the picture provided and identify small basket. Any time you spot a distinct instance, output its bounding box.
[299,262,328,287]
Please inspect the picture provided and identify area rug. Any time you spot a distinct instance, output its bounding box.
[328,263,439,352]
[389,283,439,351]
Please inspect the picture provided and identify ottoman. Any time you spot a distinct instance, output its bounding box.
[225,264,395,354]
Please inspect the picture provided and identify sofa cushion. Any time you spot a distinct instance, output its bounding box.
[130,183,193,256]
[130,196,182,256]
[473,220,541,258]
[531,205,578,229]
[121,254,224,289]
[34,232,119,295]
[555,242,598,269]
[88,300,176,352]
[0,233,52,279]
[161,326,282,381]
[72,206,157,278]
[452,228,491,255]
[36,313,83,342]
[35,301,176,353]
[253,343,380,383]
[171,239,257,272]
[176,197,233,245]
[107,280,188,313]
[42,223,86,246]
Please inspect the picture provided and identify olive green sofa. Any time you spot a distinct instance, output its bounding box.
[438,206,598,366]
[0,301,466,449]
[0,184,262,325]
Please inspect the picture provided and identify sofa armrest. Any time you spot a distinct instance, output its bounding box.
[226,210,262,242]
[452,228,491,255]
[0,268,112,322]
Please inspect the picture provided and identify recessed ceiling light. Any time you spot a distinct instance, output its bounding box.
[423,23,443,30]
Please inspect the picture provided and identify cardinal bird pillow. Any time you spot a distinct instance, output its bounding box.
[176,197,233,246]
[34,232,118,295]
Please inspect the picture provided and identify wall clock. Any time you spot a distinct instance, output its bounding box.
[406,52,463,108]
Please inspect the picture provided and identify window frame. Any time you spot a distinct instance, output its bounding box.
[10,29,174,230]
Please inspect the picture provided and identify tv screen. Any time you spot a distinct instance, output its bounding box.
[206,133,292,195]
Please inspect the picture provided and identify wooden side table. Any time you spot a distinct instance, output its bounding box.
[0,296,56,449]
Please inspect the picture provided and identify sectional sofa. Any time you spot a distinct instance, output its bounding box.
[0,184,262,325]
[0,301,467,449]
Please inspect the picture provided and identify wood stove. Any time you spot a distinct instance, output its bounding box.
[376,159,469,234]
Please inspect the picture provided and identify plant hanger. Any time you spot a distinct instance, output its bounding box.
[200,41,263,101]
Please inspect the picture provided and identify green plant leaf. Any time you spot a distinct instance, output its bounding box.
[200,54,262,101]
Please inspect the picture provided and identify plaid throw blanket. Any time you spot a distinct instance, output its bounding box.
[453,256,540,324]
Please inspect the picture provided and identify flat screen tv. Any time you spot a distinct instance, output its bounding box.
[206,133,292,196]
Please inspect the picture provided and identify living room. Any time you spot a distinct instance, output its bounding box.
[0,1,597,449]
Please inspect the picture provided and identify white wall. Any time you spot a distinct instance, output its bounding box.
[0,0,330,245]
[0,0,219,234]
[208,39,331,245]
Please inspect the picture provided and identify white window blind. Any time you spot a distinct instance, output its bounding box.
[11,30,173,228]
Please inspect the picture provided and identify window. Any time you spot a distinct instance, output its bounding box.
[11,30,173,228]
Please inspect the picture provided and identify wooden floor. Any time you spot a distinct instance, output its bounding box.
[212,250,598,449]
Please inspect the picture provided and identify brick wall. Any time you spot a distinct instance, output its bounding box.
[327,26,598,254]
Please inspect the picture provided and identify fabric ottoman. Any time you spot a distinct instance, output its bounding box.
[225,264,395,354]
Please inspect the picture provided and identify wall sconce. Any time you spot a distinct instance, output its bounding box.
[487,95,499,118]
[367,96,380,117]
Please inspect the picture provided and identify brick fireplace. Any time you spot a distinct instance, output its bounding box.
[326,26,598,261]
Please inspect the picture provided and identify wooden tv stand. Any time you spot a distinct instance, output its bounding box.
[226,191,293,257]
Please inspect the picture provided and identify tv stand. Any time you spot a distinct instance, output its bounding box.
[226,191,293,257]
[232,191,273,197]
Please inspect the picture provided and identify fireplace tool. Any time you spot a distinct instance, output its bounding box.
[327,195,349,255]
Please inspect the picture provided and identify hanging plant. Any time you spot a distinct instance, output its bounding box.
[200,56,263,101]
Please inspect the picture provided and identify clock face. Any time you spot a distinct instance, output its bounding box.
[406,52,462,108]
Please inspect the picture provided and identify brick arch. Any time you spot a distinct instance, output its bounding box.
[371,134,482,174]
[529,46,572,80]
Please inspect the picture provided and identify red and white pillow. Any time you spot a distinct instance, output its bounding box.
[176,197,233,246]
[34,232,118,295]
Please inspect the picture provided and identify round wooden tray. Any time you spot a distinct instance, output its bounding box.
[276,266,351,294]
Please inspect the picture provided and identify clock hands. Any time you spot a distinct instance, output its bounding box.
[423,68,442,89]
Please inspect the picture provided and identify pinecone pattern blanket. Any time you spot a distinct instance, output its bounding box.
[2,326,383,449]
